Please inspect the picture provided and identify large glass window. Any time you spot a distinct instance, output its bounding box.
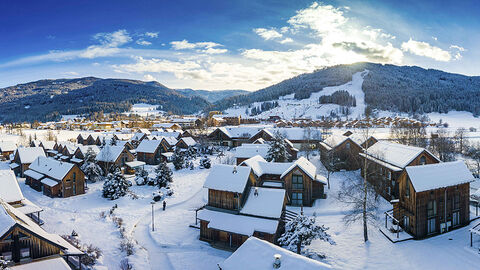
[453,193,460,210]
[292,175,303,190]
[427,200,437,217]
[292,192,303,206]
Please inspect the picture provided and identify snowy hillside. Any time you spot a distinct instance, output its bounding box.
[224,70,369,120]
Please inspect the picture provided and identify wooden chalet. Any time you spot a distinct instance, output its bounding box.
[0,170,43,225]
[39,141,57,153]
[136,140,163,165]
[197,164,287,250]
[159,137,178,152]
[175,137,197,149]
[0,141,16,160]
[76,134,87,145]
[240,156,326,206]
[95,145,134,173]
[0,199,84,268]
[25,157,85,198]
[248,127,322,150]
[12,147,46,177]
[71,145,100,165]
[393,161,474,238]
[359,141,440,201]
[129,132,148,147]
[207,127,264,147]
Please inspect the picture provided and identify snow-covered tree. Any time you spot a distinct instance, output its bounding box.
[154,161,173,188]
[81,147,103,183]
[0,256,9,270]
[266,131,291,162]
[102,166,129,200]
[172,148,185,170]
[134,167,148,186]
[278,214,334,254]
[200,156,211,169]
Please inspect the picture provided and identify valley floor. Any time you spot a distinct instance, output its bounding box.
[5,152,480,270]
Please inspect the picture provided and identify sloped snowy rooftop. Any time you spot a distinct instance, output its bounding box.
[203,164,251,193]
[178,137,197,146]
[0,169,24,203]
[197,209,279,236]
[234,144,270,158]
[217,126,265,139]
[280,156,318,180]
[29,156,74,181]
[240,187,285,219]
[219,237,331,270]
[10,257,71,270]
[0,141,16,152]
[16,147,46,164]
[96,145,126,162]
[363,141,438,169]
[136,139,162,153]
[160,136,178,146]
[406,161,475,192]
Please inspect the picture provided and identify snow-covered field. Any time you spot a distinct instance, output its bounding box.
[6,150,480,269]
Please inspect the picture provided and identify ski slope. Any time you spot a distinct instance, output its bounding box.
[224,70,369,120]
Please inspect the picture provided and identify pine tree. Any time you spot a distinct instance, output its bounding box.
[102,166,129,200]
[172,148,185,170]
[134,168,149,186]
[81,147,103,183]
[154,161,173,188]
[278,214,335,254]
[265,131,291,162]
[200,156,211,169]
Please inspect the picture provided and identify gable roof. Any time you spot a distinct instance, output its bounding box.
[40,141,56,150]
[0,170,23,203]
[0,141,16,152]
[215,126,265,139]
[96,145,127,162]
[76,145,100,156]
[280,156,318,180]
[261,127,322,141]
[234,144,270,159]
[362,141,440,169]
[240,155,292,177]
[16,147,46,164]
[136,140,162,154]
[203,164,252,193]
[240,187,285,219]
[29,157,75,181]
[178,137,197,147]
[160,136,178,146]
[219,237,331,270]
[406,161,475,192]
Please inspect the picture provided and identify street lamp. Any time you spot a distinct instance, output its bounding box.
[150,201,156,232]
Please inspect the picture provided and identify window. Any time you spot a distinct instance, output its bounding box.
[387,171,392,181]
[346,142,351,150]
[427,200,437,217]
[405,178,410,198]
[403,216,410,229]
[453,194,460,210]
[420,156,426,165]
[453,211,460,226]
[1,252,12,261]
[427,218,436,234]
[292,192,303,206]
[292,175,303,190]
[20,248,30,259]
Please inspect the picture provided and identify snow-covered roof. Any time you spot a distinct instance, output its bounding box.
[96,145,127,162]
[40,141,56,150]
[262,127,322,141]
[131,132,147,141]
[280,157,318,180]
[10,257,71,270]
[16,147,46,164]
[216,126,264,139]
[151,131,181,138]
[0,170,24,203]
[161,152,174,158]
[240,155,292,177]
[234,144,270,158]
[321,134,351,149]
[219,237,331,270]
[136,140,162,154]
[29,156,74,181]
[203,164,252,193]
[197,209,279,236]
[178,137,197,146]
[76,145,101,156]
[0,199,82,256]
[363,141,439,169]
[41,178,59,187]
[24,169,44,180]
[161,136,178,146]
[125,161,146,168]
[240,187,285,219]
[406,161,475,192]
[0,141,16,152]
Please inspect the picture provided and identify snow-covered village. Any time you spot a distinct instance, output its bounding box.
[1,1,480,270]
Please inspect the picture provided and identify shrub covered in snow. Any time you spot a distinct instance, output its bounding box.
[278,214,334,254]
[200,156,211,169]
[0,257,9,270]
[61,234,102,267]
[102,166,130,200]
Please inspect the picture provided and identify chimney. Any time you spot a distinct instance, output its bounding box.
[273,254,281,269]
[254,187,258,196]
[232,166,237,174]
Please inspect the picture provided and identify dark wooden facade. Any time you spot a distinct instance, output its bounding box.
[137,149,162,165]
[98,148,135,173]
[27,165,85,198]
[320,138,363,171]
[394,173,470,238]
[361,150,439,201]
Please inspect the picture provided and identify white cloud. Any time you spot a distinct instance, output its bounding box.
[254,28,283,40]
[280,38,293,44]
[145,32,159,38]
[450,45,466,52]
[136,39,152,46]
[401,39,451,61]
[170,40,227,54]
[287,2,347,36]
[80,29,132,59]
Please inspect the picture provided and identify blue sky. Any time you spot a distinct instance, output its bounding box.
[1,0,479,90]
